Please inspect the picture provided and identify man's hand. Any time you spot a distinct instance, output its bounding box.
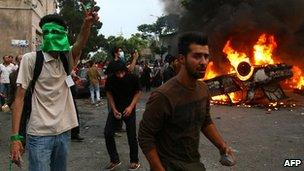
[123,105,134,117]
[81,1,99,25]
[133,51,139,60]
[84,10,99,25]
[10,141,24,167]
[219,145,236,166]
[112,108,122,119]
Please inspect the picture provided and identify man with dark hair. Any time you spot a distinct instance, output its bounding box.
[0,55,17,108]
[104,60,141,170]
[10,10,98,170]
[105,47,139,134]
[105,47,125,75]
[139,32,236,171]
[163,54,181,83]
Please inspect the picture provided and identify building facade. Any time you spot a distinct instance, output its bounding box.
[0,0,57,59]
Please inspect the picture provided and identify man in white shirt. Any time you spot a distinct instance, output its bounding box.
[0,55,17,107]
[10,11,99,171]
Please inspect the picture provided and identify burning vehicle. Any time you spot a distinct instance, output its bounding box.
[203,34,304,104]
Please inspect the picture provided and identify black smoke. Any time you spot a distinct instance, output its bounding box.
[161,0,304,72]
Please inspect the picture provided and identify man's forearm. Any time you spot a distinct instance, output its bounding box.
[130,91,141,108]
[11,87,25,134]
[71,21,92,66]
[145,148,165,171]
[128,56,138,72]
[106,91,116,111]
[201,123,228,154]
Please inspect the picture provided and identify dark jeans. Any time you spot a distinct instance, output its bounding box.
[71,98,80,137]
[0,83,10,105]
[107,99,123,131]
[145,80,151,92]
[104,111,139,163]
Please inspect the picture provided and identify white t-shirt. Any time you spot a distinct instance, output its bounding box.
[0,63,17,84]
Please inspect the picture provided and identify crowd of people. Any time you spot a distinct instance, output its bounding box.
[5,10,236,171]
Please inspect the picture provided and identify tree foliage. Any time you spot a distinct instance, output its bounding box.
[105,34,148,60]
[57,0,106,58]
[137,14,179,37]
[137,14,179,55]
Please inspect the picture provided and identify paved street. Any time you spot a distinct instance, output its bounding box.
[1,91,304,171]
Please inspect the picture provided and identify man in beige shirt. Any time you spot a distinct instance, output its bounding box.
[10,11,99,171]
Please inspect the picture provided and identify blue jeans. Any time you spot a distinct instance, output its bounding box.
[89,83,100,103]
[27,131,70,171]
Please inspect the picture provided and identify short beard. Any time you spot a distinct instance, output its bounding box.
[185,61,205,80]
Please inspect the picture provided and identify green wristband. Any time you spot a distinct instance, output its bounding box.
[10,134,24,142]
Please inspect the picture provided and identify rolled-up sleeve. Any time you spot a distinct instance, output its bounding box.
[16,53,34,90]
[138,91,171,155]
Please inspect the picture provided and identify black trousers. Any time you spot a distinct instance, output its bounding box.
[104,111,139,163]
[71,98,80,137]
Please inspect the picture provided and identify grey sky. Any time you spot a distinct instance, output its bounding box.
[97,0,164,38]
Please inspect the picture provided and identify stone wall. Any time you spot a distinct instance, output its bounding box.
[0,0,56,60]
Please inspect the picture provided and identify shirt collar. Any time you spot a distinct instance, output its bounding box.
[43,52,57,62]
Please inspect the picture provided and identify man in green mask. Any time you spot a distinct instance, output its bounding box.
[10,9,99,171]
[41,22,71,52]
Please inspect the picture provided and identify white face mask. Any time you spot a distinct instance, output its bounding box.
[119,51,124,58]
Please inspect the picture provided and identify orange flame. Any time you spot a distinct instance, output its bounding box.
[288,66,304,90]
[206,33,304,104]
[223,40,251,69]
[253,34,276,65]
[204,62,219,80]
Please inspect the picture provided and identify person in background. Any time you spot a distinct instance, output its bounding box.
[105,47,139,134]
[128,50,140,77]
[162,54,181,83]
[87,61,101,105]
[152,61,162,87]
[104,61,141,170]
[7,55,23,109]
[142,63,152,92]
[70,67,85,142]
[0,55,17,108]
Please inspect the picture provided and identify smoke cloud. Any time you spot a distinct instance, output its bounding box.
[160,0,304,72]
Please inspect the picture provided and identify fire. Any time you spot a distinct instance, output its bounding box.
[211,92,242,104]
[298,77,304,89]
[253,34,276,65]
[205,33,304,104]
[223,40,251,69]
[288,66,304,90]
[222,40,254,81]
[211,95,230,102]
[204,62,219,80]
[204,62,242,102]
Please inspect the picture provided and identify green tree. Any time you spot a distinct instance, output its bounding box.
[137,14,178,56]
[57,0,106,58]
[137,14,179,37]
[104,34,148,61]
